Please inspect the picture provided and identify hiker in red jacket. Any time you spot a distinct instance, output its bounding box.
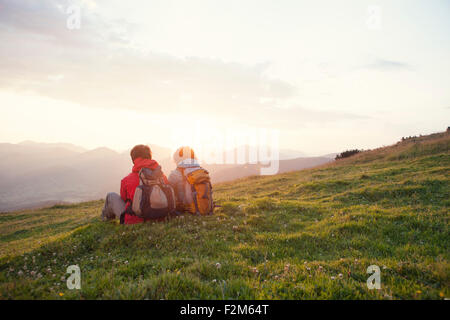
[101,144,169,224]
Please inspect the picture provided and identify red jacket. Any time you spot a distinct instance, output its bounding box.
[120,157,168,225]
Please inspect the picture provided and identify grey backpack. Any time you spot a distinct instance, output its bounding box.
[131,166,176,219]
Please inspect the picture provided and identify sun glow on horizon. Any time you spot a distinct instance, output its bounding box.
[0,0,449,156]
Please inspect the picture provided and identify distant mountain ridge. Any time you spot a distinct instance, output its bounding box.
[18,141,88,153]
[0,141,331,211]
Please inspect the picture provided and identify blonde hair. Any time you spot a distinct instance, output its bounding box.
[173,146,195,164]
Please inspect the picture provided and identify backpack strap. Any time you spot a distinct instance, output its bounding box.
[179,167,201,215]
[202,182,210,199]
[119,200,134,224]
[161,184,175,214]
[190,184,201,215]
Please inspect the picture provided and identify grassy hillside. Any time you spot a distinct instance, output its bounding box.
[0,132,449,299]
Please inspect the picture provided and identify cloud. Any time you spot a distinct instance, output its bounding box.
[0,0,296,114]
[365,59,412,71]
[0,0,366,128]
[242,105,370,129]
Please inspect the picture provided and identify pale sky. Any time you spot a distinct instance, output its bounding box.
[0,0,449,155]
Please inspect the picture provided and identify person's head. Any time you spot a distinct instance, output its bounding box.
[130,144,152,163]
[173,146,195,164]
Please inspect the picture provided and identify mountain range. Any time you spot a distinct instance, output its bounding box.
[0,141,333,211]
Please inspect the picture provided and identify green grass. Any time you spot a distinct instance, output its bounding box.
[0,132,449,299]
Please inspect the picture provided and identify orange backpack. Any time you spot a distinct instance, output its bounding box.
[181,168,214,215]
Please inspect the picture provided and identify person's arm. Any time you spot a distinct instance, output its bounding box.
[167,170,178,186]
[168,169,185,204]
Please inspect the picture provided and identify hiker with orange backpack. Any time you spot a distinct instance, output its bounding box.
[168,146,214,215]
[101,144,176,224]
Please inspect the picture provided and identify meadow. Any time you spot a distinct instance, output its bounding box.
[0,131,448,299]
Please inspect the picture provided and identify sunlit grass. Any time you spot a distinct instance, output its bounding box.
[0,132,448,299]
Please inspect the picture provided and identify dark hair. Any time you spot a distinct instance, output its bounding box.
[130,145,152,162]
